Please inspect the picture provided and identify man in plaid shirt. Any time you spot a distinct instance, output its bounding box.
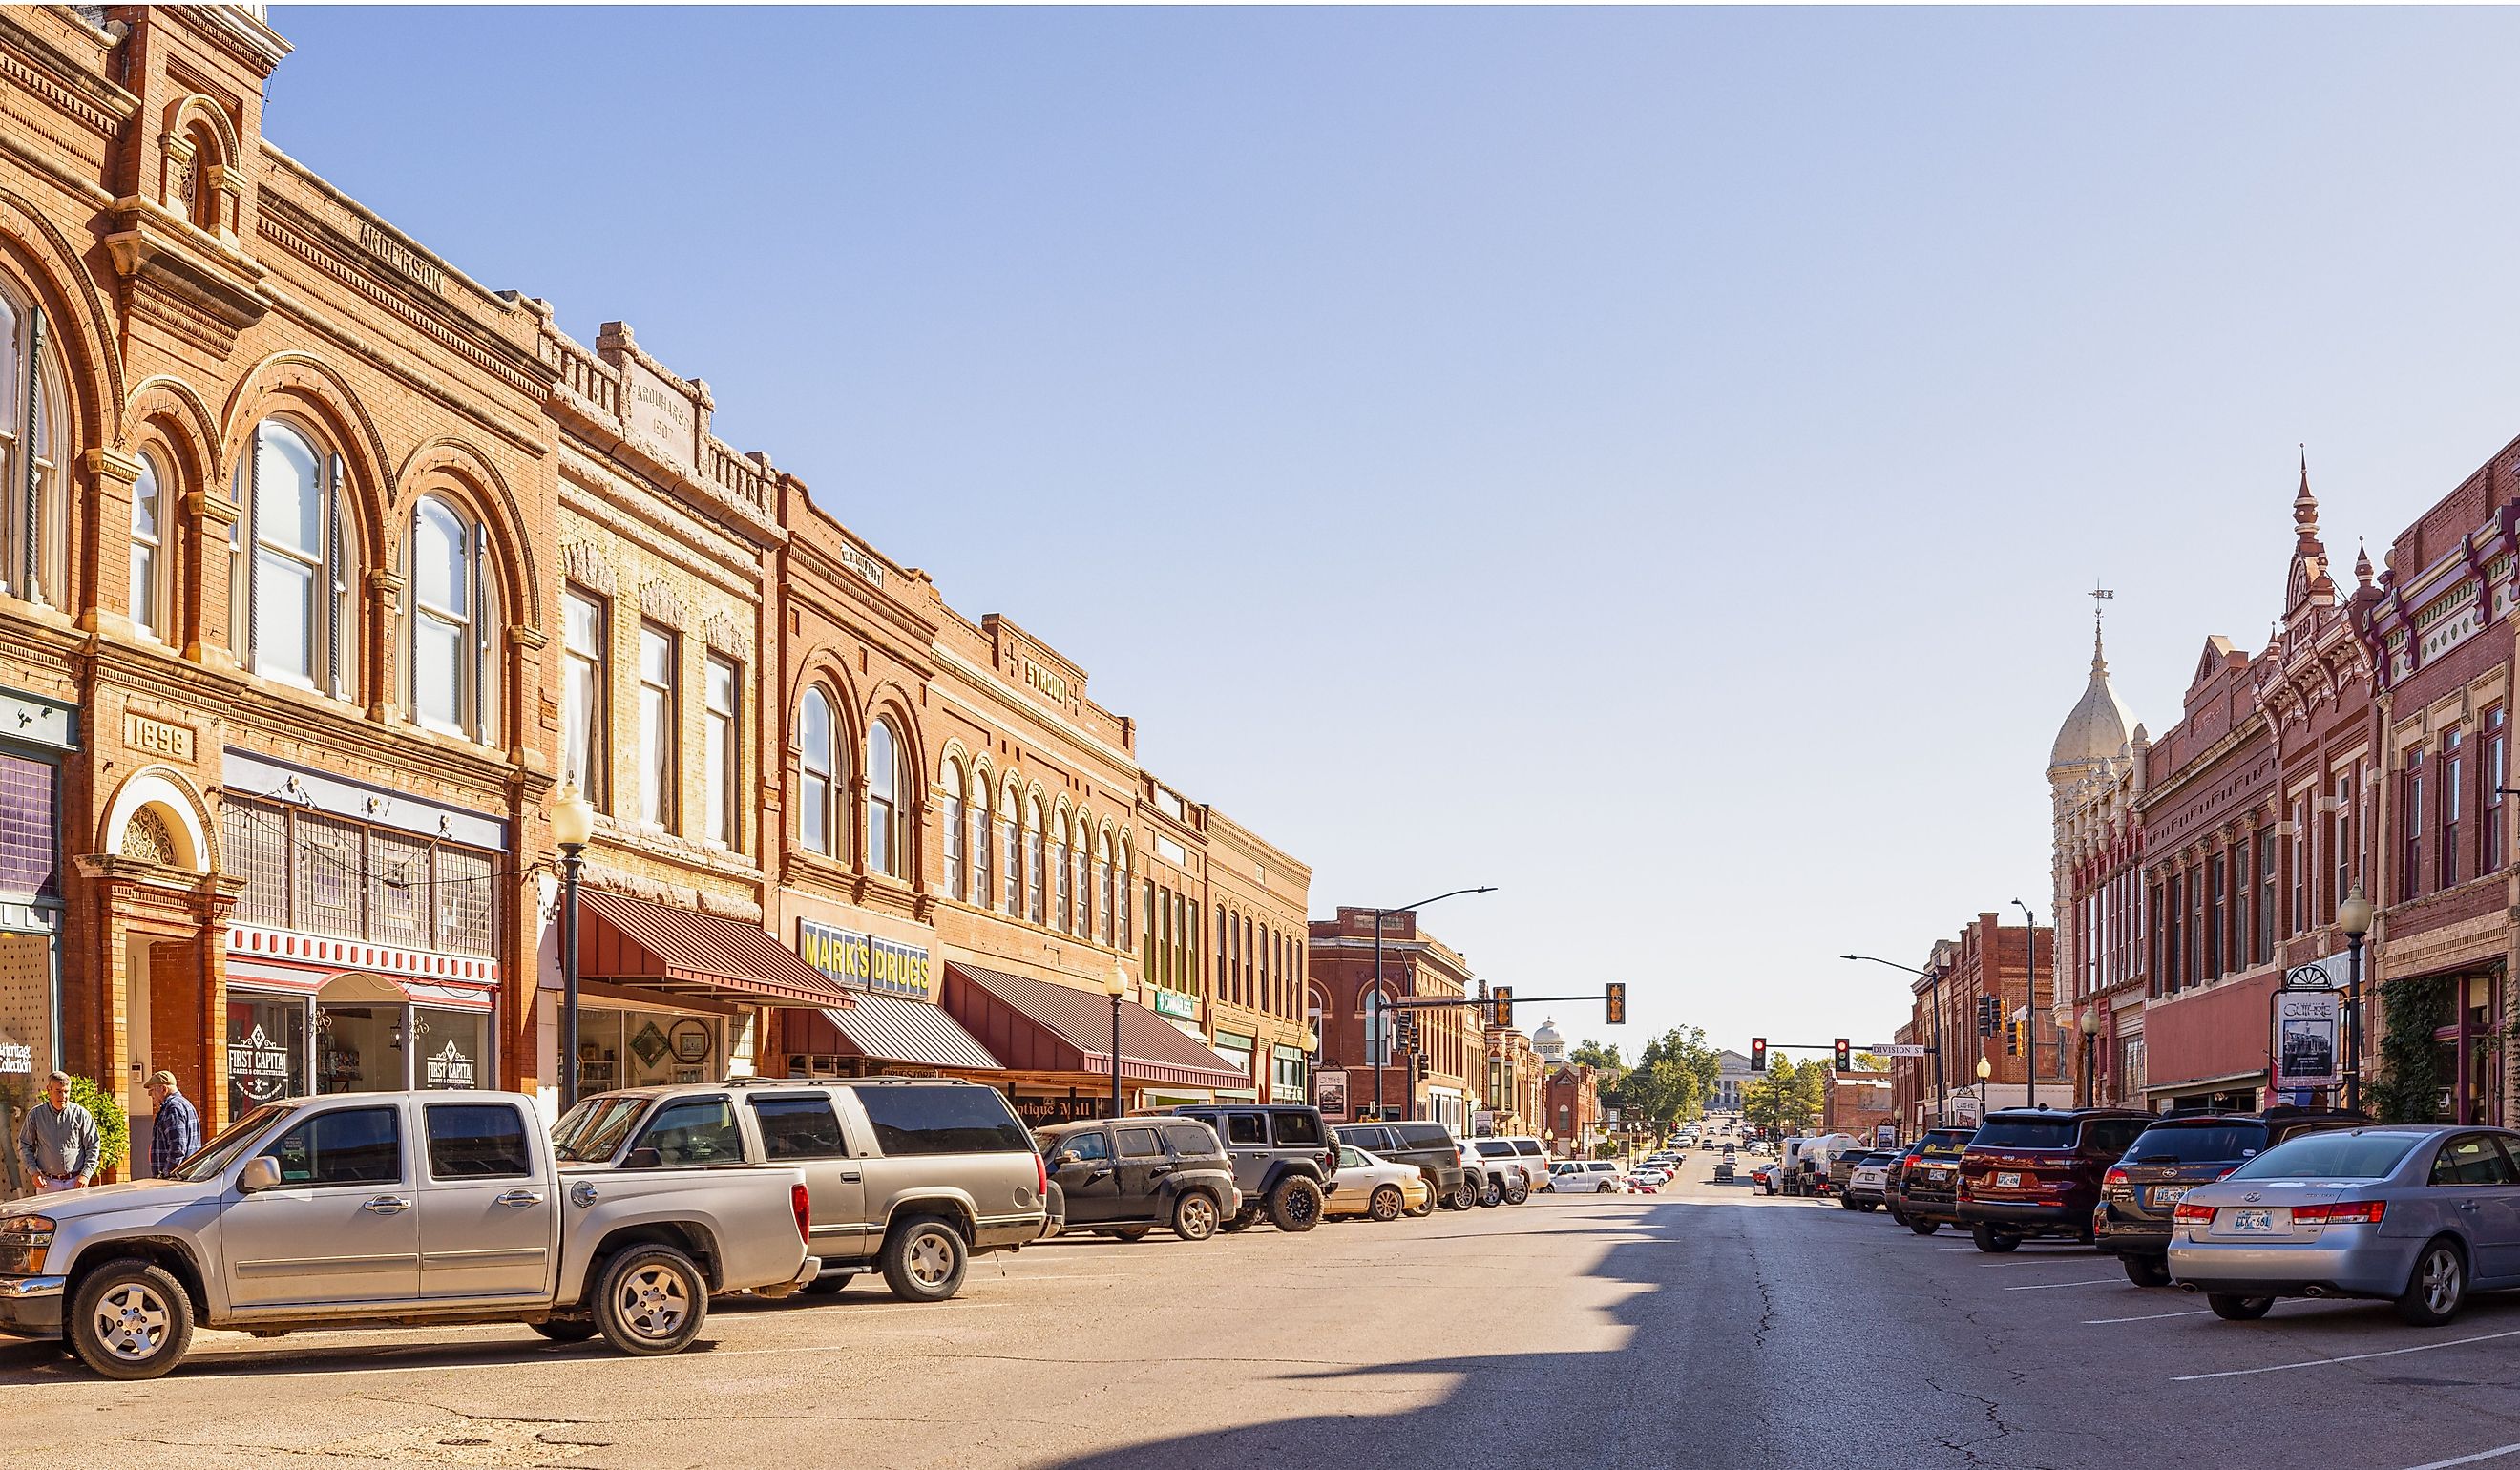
[145,1070,200,1177]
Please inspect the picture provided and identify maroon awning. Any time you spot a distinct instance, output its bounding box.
[944,962,1248,1089]
[578,890,857,1008]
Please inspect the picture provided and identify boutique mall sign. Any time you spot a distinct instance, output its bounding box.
[797,919,934,1002]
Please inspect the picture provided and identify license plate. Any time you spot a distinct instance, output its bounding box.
[2230,1208,2282,1233]
[1995,1171,2022,1189]
[2152,1186,2188,1207]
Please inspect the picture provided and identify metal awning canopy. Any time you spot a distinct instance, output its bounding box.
[578,890,858,1008]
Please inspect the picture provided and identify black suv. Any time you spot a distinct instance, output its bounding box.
[2095,1106,2369,1286]
[1893,1127,1977,1235]
[1037,1117,1242,1243]
[1336,1121,1469,1208]
[1165,1102,1339,1232]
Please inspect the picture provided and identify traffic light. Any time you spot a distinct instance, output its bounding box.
[1414,1053,1430,1082]
[1395,1011,1416,1051]
[1750,1037,1767,1071]
[1492,986,1514,1030]
[1977,996,1997,1037]
[1834,1038,1851,1070]
[2005,1018,2020,1057]
[1606,982,1627,1025]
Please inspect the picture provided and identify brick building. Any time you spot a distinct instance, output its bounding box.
[1307,907,1478,1129]
[1823,1069,1895,1143]
[1894,915,2056,1124]
[1479,1022,1545,1135]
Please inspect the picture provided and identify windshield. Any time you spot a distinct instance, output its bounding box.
[168,1102,294,1182]
[2228,1131,2422,1182]
[1476,1141,1516,1158]
[1969,1119,2076,1150]
[2125,1123,2267,1165]
[552,1096,651,1163]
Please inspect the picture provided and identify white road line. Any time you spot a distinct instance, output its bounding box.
[2002,1277,2121,1292]
[2404,1442,2520,1470]
[2172,1326,2520,1381]
[2082,1310,2211,1324]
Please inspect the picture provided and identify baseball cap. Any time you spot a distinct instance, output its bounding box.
[146,1070,178,1088]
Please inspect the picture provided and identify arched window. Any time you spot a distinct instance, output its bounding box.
[232,419,356,697]
[1025,795,1046,924]
[798,688,836,855]
[1053,809,1073,933]
[1116,837,1132,934]
[867,720,902,876]
[0,283,66,608]
[408,494,500,744]
[1074,819,1092,936]
[998,783,1019,913]
[940,759,966,900]
[1096,830,1115,946]
[130,450,168,640]
[969,764,993,907]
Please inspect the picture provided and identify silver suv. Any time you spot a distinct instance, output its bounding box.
[556,1078,1049,1303]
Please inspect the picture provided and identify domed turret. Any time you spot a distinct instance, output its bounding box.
[2050,617,2136,773]
[1531,1019,1566,1063]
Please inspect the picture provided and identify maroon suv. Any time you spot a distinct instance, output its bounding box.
[1955,1107,2151,1252]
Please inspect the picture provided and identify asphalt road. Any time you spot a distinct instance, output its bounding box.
[6,1160,2520,1469]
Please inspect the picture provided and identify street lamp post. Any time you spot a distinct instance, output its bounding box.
[2012,899,2039,1109]
[1104,964,1129,1121]
[2077,1005,2101,1107]
[1843,954,1948,1128]
[1370,886,1496,1124]
[2339,888,2374,1114]
[548,784,596,1113]
[1975,1055,1991,1116]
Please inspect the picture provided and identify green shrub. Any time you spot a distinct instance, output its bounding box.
[67,1075,129,1179]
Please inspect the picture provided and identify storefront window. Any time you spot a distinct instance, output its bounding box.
[227,994,304,1117]
[317,1004,401,1093]
[416,1007,488,1088]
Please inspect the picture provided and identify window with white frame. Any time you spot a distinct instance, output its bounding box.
[1096,829,1114,945]
[233,419,357,696]
[0,283,65,607]
[867,720,902,877]
[798,688,837,855]
[704,655,739,848]
[941,759,966,900]
[998,783,1019,912]
[1053,809,1073,932]
[637,623,677,829]
[408,495,499,744]
[1025,795,1046,924]
[130,450,168,640]
[561,589,606,807]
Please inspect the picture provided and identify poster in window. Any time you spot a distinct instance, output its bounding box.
[669,1018,712,1063]
[2273,989,2342,1089]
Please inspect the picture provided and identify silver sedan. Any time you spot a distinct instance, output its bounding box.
[2167,1124,2520,1325]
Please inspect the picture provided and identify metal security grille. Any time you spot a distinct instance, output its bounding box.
[223,795,498,957]
[296,811,364,938]
[433,846,493,957]
[0,752,56,900]
[223,801,288,927]
[368,828,429,949]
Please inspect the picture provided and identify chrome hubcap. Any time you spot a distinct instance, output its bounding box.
[1184,1198,1214,1233]
[2426,1252,2461,1312]
[93,1283,171,1362]
[908,1231,954,1285]
[617,1265,689,1338]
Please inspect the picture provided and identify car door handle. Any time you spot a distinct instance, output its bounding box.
[2459,1200,2482,1212]
[494,1189,543,1208]
[1087,1168,1112,1182]
[362,1196,413,1215]
[1148,1165,1173,1177]
[837,1170,861,1183]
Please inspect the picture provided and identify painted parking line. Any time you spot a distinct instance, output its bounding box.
[2082,1309,2211,1324]
[2003,1277,2122,1292]
[2404,1442,2520,1470]
[2171,1326,2520,1382]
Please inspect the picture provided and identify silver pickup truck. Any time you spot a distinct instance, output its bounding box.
[556,1077,1051,1303]
[0,1089,815,1379]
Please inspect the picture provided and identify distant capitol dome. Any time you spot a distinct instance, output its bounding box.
[2050,622,2136,771]
[1532,1019,1566,1062]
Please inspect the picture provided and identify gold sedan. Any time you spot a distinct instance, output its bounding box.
[1324,1144,1434,1222]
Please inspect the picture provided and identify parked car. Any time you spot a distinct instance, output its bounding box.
[1823,1139,1878,1197]
[1454,1135,1522,1208]
[1631,1166,1671,1187]
[1164,1102,1339,1232]
[1337,1122,1468,1208]
[1553,1159,1628,1193]
[1751,1161,1778,1193]
[1841,1150,1896,1210]
[2168,1125,2520,1324]
[1957,1107,2152,1252]
[1894,1127,1977,1234]
[1472,1135,1553,1198]
[1035,1118,1240,1243]
[0,1089,817,1379]
[1324,1146,1433,1221]
[556,1077,1048,1301]
[2097,1107,2367,1287]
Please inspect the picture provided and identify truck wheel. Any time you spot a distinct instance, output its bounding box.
[592,1244,709,1356]
[1221,1207,1260,1233]
[1443,1183,1476,1210]
[1172,1191,1221,1241]
[799,1271,856,1297]
[1503,1177,1530,1205]
[1369,1186,1404,1222]
[530,1318,600,1341]
[2122,1254,2172,1289]
[1479,1177,1503,1208]
[1970,1224,2022,1254]
[69,1258,193,1380]
[1907,1217,1938,1236]
[880,1215,970,1302]
[1267,1176,1325,1232]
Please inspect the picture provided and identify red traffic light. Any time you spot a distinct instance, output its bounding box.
[1751,1037,1768,1071]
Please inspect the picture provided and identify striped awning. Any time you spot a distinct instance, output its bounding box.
[578,890,855,1007]
[945,962,1249,1090]
[820,990,1000,1071]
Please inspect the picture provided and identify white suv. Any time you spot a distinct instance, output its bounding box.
[1552,1159,1628,1194]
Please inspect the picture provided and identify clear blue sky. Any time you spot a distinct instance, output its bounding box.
[270,6,2520,1060]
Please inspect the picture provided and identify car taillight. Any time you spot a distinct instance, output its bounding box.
[791,1183,812,1245]
[1035,1149,1049,1202]
[2103,1167,2129,1189]
[2295,1201,2385,1225]
[1324,1149,1338,1173]
[2173,1202,2214,1225]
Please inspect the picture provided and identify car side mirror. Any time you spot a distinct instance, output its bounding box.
[239,1156,283,1193]
[620,1146,663,1170]
[1058,1151,1082,1167]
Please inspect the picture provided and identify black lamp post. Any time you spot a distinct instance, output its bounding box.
[2338,887,2374,1113]
[549,783,596,1112]
[2077,1005,2100,1107]
[1369,885,1495,1124]
[1105,963,1128,1121]
[2012,899,2039,1109]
